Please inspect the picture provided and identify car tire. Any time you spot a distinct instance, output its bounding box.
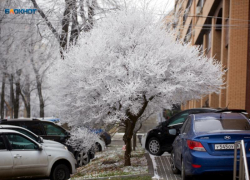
[94,142,102,152]
[51,164,70,180]
[76,150,89,166]
[170,151,180,174]
[147,137,163,156]
[181,159,191,180]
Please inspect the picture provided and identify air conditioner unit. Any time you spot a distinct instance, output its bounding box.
[196,6,202,15]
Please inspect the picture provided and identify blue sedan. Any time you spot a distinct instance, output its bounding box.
[170,112,250,180]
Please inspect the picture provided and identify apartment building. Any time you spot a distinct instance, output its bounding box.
[172,0,250,113]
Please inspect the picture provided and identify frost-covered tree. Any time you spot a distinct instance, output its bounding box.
[49,9,224,166]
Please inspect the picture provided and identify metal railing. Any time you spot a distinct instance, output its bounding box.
[233,140,249,180]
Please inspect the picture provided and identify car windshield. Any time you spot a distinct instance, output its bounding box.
[195,118,250,133]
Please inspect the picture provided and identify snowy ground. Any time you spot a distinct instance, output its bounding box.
[72,138,148,179]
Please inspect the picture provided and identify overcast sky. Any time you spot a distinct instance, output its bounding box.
[148,0,175,14]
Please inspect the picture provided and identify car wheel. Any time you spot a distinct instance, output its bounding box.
[51,164,70,180]
[181,159,191,180]
[76,150,89,166]
[94,142,102,152]
[170,151,180,174]
[147,137,163,156]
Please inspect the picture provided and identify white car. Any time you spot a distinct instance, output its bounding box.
[0,125,67,149]
[94,136,106,152]
[0,129,76,180]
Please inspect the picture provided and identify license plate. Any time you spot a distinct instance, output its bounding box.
[214,144,240,150]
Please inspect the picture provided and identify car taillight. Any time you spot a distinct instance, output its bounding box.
[187,140,206,151]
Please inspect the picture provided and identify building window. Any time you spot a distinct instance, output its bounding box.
[206,30,212,56]
[184,22,192,43]
[197,0,205,8]
[183,0,193,25]
[196,0,205,15]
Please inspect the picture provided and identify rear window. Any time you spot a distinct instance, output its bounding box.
[195,118,250,132]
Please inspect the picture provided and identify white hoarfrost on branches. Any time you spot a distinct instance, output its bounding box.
[49,8,224,127]
[66,127,99,151]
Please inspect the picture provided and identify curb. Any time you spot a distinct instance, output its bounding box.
[76,173,151,180]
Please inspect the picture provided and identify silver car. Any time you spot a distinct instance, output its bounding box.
[0,129,76,180]
[0,125,67,149]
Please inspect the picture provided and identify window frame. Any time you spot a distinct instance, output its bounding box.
[5,133,39,151]
[0,135,7,151]
[41,122,67,136]
[167,111,189,127]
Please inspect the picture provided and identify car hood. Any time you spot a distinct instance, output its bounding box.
[42,140,65,149]
[42,145,69,153]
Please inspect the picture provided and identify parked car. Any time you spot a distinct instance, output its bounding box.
[93,136,106,152]
[0,118,94,167]
[0,129,76,180]
[100,131,111,146]
[0,125,67,149]
[91,128,112,146]
[170,112,250,180]
[142,108,217,155]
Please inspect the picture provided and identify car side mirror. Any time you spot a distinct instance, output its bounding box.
[38,136,44,143]
[38,144,43,151]
[169,129,177,135]
[66,131,71,137]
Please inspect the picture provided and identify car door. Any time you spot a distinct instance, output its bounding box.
[161,111,189,147]
[175,117,191,168]
[0,135,13,179]
[5,133,48,177]
[41,122,68,143]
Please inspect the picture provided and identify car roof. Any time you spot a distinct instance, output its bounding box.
[184,108,217,111]
[193,112,246,120]
[0,118,54,124]
[0,129,21,134]
[0,125,39,136]
[0,124,24,129]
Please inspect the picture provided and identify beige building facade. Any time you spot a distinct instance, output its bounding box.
[172,0,250,113]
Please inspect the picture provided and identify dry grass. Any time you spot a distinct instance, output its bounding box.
[72,145,148,179]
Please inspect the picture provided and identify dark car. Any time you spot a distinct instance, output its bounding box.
[144,108,218,156]
[170,113,250,180]
[89,128,112,146]
[0,118,94,167]
[100,132,111,146]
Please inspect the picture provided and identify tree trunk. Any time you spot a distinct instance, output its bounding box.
[9,74,14,118]
[123,95,152,166]
[123,118,136,166]
[21,75,31,118]
[1,73,6,119]
[14,70,22,118]
[69,0,79,45]
[133,133,137,151]
[37,80,44,118]
[59,0,73,54]
[31,57,45,118]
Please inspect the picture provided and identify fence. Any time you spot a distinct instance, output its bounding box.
[233,140,249,180]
